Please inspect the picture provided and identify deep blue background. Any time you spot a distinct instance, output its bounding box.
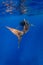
[0,0,43,65]
[0,14,43,65]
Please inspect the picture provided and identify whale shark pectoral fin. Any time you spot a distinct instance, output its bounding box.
[6,26,23,38]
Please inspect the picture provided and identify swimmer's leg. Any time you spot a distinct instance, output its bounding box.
[18,36,22,48]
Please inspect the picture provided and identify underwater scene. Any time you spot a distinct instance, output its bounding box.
[0,0,43,65]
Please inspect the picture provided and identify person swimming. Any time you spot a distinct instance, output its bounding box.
[6,19,29,48]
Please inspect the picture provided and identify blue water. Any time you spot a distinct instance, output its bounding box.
[0,14,43,65]
[0,0,43,65]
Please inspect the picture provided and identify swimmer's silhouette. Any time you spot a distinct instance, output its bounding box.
[6,19,30,48]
